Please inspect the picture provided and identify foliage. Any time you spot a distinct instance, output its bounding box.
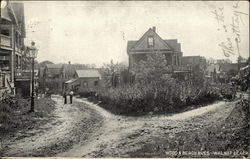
[0,94,19,132]
[96,82,222,115]
[0,94,55,136]
[100,60,128,87]
[37,60,54,68]
[191,64,205,86]
[93,53,222,115]
[132,53,171,85]
[227,69,238,77]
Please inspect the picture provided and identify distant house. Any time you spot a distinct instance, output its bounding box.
[43,64,65,93]
[205,62,248,83]
[65,69,101,93]
[181,56,207,71]
[127,27,183,69]
[216,59,232,64]
[219,63,238,74]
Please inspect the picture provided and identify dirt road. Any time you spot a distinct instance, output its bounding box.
[3,95,238,157]
[3,95,103,156]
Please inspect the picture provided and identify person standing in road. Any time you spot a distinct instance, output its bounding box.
[63,91,67,104]
[69,90,74,104]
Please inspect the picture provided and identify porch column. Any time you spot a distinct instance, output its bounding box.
[11,25,17,82]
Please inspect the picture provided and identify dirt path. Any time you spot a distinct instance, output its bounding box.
[3,96,238,157]
[3,95,103,157]
[59,99,236,157]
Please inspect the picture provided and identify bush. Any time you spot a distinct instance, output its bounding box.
[96,53,224,115]
[95,81,222,116]
[0,95,18,133]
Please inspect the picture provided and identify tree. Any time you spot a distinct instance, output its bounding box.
[132,53,174,101]
[191,64,205,86]
[100,60,128,87]
[37,60,54,68]
[132,53,172,85]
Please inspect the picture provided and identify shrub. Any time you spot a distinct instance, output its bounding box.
[95,80,222,115]
[96,53,223,115]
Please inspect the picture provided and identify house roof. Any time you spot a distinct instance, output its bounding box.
[76,69,101,78]
[164,39,181,52]
[63,64,96,78]
[127,27,181,54]
[45,64,63,76]
[65,78,78,84]
[1,2,12,21]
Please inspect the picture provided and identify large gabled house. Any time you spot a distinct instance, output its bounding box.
[127,27,183,69]
[0,2,26,96]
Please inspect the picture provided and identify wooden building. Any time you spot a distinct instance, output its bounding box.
[0,2,26,96]
[65,69,101,93]
[42,64,65,94]
[127,27,183,69]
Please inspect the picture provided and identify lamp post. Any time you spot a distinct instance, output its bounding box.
[0,0,7,9]
[27,41,38,112]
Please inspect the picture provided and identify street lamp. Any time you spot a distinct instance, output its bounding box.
[27,41,38,112]
[0,0,7,9]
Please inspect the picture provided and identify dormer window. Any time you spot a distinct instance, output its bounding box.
[148,36,154,48]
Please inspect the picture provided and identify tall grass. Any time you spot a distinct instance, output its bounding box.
[96,81,222,115]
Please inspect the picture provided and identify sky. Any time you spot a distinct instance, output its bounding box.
[18,1,249,66]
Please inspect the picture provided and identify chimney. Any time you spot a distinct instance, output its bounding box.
[152,26,156,32]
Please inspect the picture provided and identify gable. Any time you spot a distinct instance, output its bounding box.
[130,28,172,51]
[44,64,63,77]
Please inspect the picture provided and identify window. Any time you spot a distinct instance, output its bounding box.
[1,29,10,36]
[148,36,154,48]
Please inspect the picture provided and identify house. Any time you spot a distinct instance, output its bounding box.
[181,56,207,71]
[38,62,98,94]
[42,64,65,94]
[127,27,183,69]
[219,63,238,75]
[205,61,248,84]
[0,2,26,96]
[65,69,101,93]
[216,59,232,64]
